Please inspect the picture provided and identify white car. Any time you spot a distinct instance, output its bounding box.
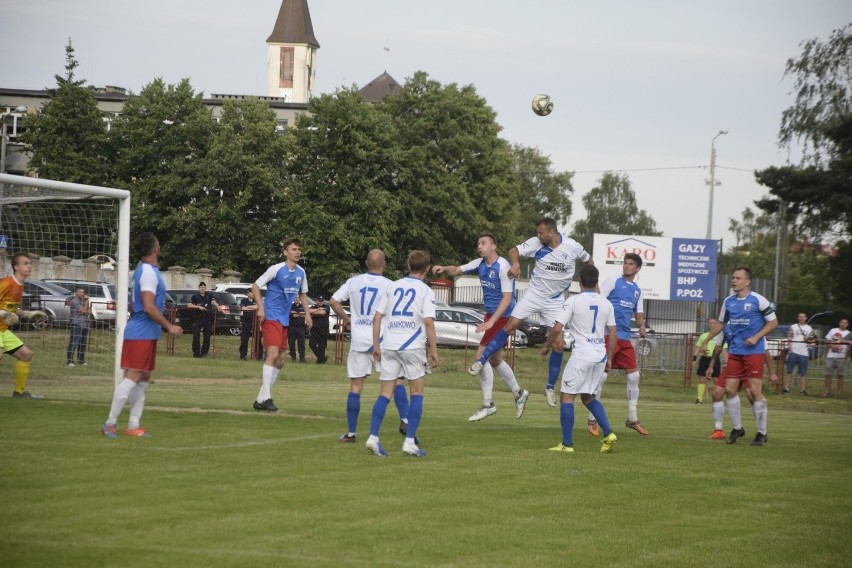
[433,306,527,348]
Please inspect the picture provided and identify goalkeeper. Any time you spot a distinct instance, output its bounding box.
[0,252,43,399]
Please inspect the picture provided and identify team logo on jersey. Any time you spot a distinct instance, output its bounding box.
[744,303,752,312]
[634,290,640,300]
[488,270,496,279]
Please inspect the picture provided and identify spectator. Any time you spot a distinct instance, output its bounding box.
[784,312,816,395]
[66,287,90,367]
[694,319,725,403]
[288,296,307,362]
[823,318,850,398]
[189,282,223,358]
[309,296,330,363]
[239,290,262,360]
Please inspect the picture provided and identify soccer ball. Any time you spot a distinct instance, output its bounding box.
[531,94,554,117]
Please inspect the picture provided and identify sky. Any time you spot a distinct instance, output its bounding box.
[3,1,850,250]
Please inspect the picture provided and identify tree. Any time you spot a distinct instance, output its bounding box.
[571,172,662,251]
[509,144,574,236]
[380,72,519,266]
[19,39,109,185]
[108,78,217,270]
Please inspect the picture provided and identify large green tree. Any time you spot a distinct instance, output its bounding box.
[571,172,662,251]
[19,40,109,185]
[510,144,573,238]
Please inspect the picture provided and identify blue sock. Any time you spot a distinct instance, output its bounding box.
[369,395,390,437]
[560,402,575,446]
[346,392,360,433]
[547,350,564,389]
[406,394,423,440]
[479,329,509,363]
[393,384,409,421]
[585,398,611,435]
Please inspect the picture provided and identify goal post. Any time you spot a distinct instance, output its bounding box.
[0,173,130,385]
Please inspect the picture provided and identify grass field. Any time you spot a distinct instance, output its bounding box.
[1,338,851,567]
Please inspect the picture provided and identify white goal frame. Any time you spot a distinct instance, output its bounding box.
[0,173,130,384]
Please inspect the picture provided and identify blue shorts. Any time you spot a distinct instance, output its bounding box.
[785,353,809,376]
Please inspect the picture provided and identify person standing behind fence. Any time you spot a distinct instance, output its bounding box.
[189,282,223,358]
[288,296,307,363]
[239,290,261,360]
[784,312,815,395]
[694,319,725,404]
[101,233,183,438]
[251,238,312,412]
[66,286,90,367]
[309,296,330,363]
[823,318,850,398]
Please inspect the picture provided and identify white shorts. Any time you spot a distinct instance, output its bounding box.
[560,357,606,395]
[347,350,380,378]
[379,349,427,381]
[513,292,565,328]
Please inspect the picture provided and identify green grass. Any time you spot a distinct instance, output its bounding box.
[1,344,851,567]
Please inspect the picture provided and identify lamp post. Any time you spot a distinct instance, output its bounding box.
[705,129,729,239]
[0,106,28,225]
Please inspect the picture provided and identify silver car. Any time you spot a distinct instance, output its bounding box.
[433,306,527,348]
[22,279,73,328]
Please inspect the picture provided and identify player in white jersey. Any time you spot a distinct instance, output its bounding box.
[542,265,618,453]
[365,251,440,458]
[433,233,530,422]
[330,249,414,443]
[467,218,592,407]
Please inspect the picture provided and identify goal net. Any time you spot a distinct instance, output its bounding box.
[0,174,130,398]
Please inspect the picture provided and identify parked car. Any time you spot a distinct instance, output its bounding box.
[631,317,656,356]
[450,302,548,347]
[764,325,790,359]
[45,279,119,328]
[166,289,243,336]
[20,279,73,329]
[434,306,527,348]
[213,283,266,298]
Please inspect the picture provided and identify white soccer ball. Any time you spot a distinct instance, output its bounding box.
[531,94,554,117]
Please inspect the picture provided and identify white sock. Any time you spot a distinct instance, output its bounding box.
[626,371,640,421]
[479,362,494,405]
[257,364,279,403]
[713,401,725,430]
[494,361,520,394]
[753,399,767,434]
[590,372,607,422]
[107,378,135,425]
[726,394,742,430]
[128,381,149,430]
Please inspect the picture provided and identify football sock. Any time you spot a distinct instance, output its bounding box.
[257,364,277,402]
[547,350,564,390]
[626,371,641,421]
[128,381,149,430]
[494,361,520,393]
[479,362,494,404]
[589,374,606,423]
[697,383,706,401]
[346,392,361,434]
[479,329,509,363]
[13,360,31,394]
[560,402,575,446]
[585,398,612,435]
[753,399,767,434]
[369,395,390,437]
[107,378,135,425]
[713,401,725,430]
[726,394,743,430]
[393,383,409,420]
[406,394,423,440]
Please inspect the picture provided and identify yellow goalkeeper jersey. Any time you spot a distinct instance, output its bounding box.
[0,275,23,332]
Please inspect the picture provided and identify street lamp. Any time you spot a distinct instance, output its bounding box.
[0,106,28,225]
[705,129,729,240]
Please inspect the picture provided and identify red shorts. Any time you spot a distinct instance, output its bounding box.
[715,353,764,387]
[610,338,637,370]
[262,320,289,351]
[121,339,157,372]
[480,315,510,346]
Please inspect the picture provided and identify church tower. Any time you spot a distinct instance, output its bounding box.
[267,0,320,102]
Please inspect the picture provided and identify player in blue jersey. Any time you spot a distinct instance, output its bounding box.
[542,265,618,453]
[330,249,413,443]
[467,218,592,408]
[251,238,313,412]
[699,267,777,446]
[365,251,440,457]
[593,253,649,436]
[433,234,530,421]
[101,233,183,438]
